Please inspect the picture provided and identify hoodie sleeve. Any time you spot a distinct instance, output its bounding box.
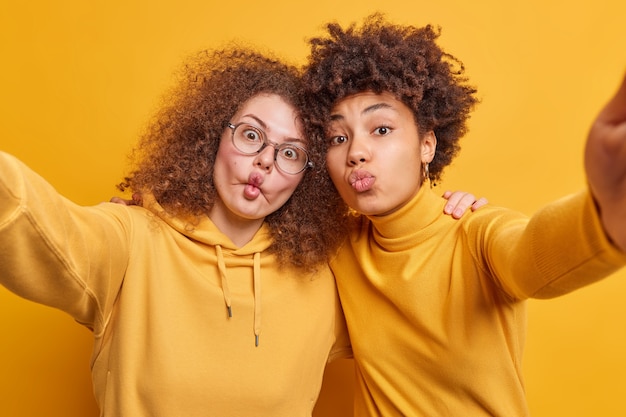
[0,151,131,333]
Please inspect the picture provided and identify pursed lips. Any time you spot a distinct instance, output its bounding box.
[348,169,375,192]
[244,172,264,200]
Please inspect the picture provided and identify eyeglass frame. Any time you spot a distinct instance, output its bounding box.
[226,122,314,174]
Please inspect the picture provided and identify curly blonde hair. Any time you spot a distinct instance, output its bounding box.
[120,47,347,270]
[302,13,479,183]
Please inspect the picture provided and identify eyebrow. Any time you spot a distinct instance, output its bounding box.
[240,114,267,129]
[330,102,396,121]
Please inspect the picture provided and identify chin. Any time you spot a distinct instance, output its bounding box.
[351,205,382,217]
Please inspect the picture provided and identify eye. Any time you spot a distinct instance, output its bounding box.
[242,128,263,144]
[278,145,303,161]
[329,136,348,146]
[373,126,392,136]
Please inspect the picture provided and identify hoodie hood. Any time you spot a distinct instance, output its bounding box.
[142,193,271,346]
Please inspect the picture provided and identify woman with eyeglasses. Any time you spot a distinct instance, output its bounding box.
[0,47,354,417]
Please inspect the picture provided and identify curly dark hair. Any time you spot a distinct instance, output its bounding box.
[119,46,347,270]
[302,13,479,183]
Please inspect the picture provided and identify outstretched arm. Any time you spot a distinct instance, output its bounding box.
[0,152,130,326]
[585,73,626,252]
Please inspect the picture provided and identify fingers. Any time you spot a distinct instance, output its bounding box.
[443,191,489,219]
[472,197,489,211]
[109,193,143,206]
[110,196,131,205]
[131,192,144,206]
[443,191,476,219]
[443,190,466,214]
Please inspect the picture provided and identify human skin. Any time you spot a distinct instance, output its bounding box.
[110,92,484,222]
[325,91,435,216]
[210,93,307,246]
[584,74,626,251]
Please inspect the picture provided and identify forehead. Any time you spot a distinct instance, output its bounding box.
[233,93,304,139]
[330,91,411,117]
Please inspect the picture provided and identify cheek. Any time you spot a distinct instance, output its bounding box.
[282,174,304,195]
[215,144,245,173]
[212,150,229,182]
[268,171,305,201]
[325,150,344,179]
[267,175,304,208]
[388,142,420,173]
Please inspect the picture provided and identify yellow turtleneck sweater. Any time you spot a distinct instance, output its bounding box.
[331,185,626,417]
[0,151,351,417]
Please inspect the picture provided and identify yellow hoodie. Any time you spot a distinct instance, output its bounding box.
[0,151,351,417]
[331,185,626,417]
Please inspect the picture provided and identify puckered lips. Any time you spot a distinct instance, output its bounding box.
[349,169,375,192]
[244,172,264,200]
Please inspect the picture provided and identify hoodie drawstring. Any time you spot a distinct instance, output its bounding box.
[215,245,232,318]
[215,245,262,346]
[253,252,261,347]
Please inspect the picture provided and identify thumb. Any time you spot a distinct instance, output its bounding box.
[597,72,626,126]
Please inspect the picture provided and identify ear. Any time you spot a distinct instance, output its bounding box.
[420,131,437,163]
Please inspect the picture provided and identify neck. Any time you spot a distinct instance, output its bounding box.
[209,201,265,247]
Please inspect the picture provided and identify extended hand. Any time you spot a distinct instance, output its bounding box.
[585,73,626,251]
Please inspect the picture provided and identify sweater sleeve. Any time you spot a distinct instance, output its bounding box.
[474,190,626,300]
[0,151,131,333]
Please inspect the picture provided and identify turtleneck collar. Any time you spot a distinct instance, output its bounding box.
[365,185,446,250]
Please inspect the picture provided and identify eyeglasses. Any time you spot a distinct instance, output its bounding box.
[227,122,313,174]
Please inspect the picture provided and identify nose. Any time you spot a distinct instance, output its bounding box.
[254,144,276,172]
[347,137,368,166]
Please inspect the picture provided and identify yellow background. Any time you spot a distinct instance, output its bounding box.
[1,1,625,416]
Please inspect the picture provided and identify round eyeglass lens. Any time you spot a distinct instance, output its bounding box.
[275,144,308,173]
[232,123,309,174]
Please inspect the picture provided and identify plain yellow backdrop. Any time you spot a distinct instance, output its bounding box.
[1,1,625,416]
